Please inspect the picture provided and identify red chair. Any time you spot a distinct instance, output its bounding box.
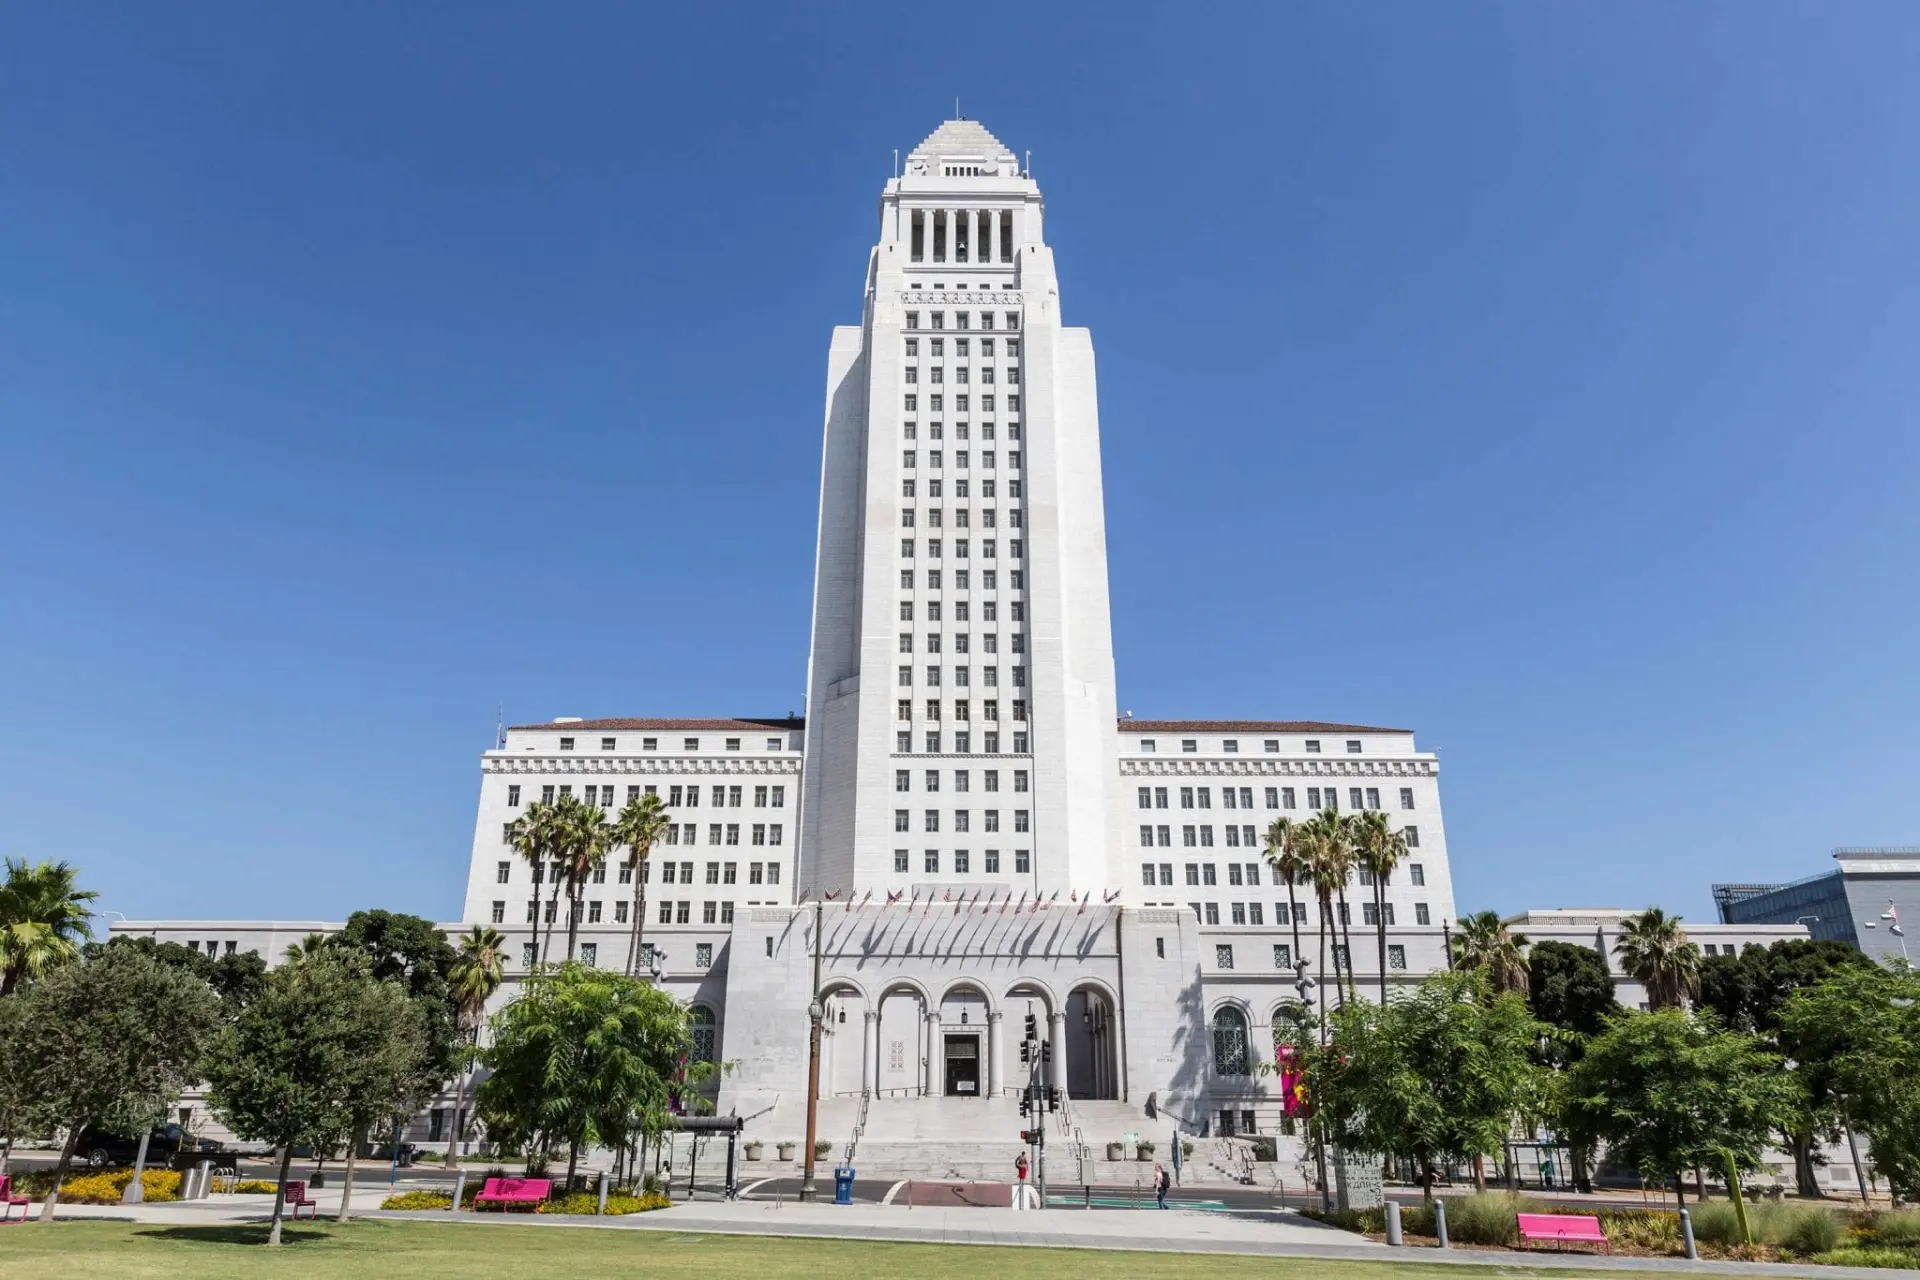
[283,1179,319,1220]
[472,1177,551,1211]
[0,1176,29,1223]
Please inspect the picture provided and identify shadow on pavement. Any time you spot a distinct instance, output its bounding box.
[133,1224,337,1247]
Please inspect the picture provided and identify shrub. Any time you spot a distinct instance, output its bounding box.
[1400,1202,1436,1237]
[49,1168,183,1205]
[1688,1199,1746,1246]
[1873,1209,1920,1246]
[1445,1192,1540,1246]
[1249,1138,1277,1162]
[1773,1203,1844,1256]
[536,1191,670,1215]
[234,1179,279,1195]
[1812,1246,1920,1269]
[381,1190,453,1210]
[1598,1209,1680,1253]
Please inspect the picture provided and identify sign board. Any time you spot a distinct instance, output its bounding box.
[1334,1150,1384,1211]
[1123,1129,1139,1161]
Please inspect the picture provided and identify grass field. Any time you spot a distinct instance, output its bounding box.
[0,1219,1759,1278]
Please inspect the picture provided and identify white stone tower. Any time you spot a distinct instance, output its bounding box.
[799,119,1123,898]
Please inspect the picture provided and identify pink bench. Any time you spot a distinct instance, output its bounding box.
[1517,1212,1609,1252]
[0,1176,29,1224]
[473,1177,551,1211]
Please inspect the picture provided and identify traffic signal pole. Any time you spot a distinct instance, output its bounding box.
[1016,1007,1055,1207]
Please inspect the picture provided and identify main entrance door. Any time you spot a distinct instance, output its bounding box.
[943,1034,980,1096]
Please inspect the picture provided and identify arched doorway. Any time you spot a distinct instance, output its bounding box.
[820,985,867,1097]
[876,983,929,1097]
[1064,986,1119,1100]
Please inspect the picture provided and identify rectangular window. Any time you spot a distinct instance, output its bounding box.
[507,784,521,807]
[1273,943,1292,969]
[1215,944,1235,969]
[752,824,766,846]
[1200,826,1215,847]
[587,900,603,923]
[658,899,673,925]
[954,849,970,874]
[1228,863,1243,886]
[894,849,909,872]
[1281,787,1296,810]
[1204,903,1220,925]
[1230,902,1246,925]
[1389,945,1407,970]
[1405,826,1421,848]
[1366,787,1381,810]
[1159,863,1172,886]
[1249,903,1264,926]
[1400,787,1416,810]
[1140,825,1155,846]
[1185,863,1199,886]
[615,900,629,923]
[1202,863,1217,886]
[1416,903,1431,925]
[1349,788,1364,809]
[1142,862,1157,885]
[676,901,691,924]
[1014,809,1029,832]
[925,849,939,873]
[1157,825,1171,847]
[895,809,910,832]
[490,901,505,924]
[1409,862,1425,885]
[496,860,511,884]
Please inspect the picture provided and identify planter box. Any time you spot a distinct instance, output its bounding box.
[776,1143,796,1161]
[1106,1143,1125,1161]
[1136,1149,1156,1161]
[744,1143,764,1161]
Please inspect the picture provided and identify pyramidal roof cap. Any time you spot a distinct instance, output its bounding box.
[908,118,1015,164]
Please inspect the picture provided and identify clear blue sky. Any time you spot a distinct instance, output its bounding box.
[5,4,1918,926]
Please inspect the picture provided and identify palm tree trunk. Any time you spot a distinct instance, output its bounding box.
[628,879,649,977]
[565,877,581,962]
[1316,891,1331,1035]
[541,873,561,964]
[1336,887,1357,1003]
[1376,880,1389,1005]
[1286,877,1302,974]
[446,1057,472,1169]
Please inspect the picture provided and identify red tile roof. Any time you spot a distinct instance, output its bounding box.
[508,717,803,733]
[1116,719,1410,734]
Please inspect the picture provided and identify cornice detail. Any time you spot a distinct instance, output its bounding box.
[484,757,803,777]
[897,291,1025,307]
[1117,759,1436,779]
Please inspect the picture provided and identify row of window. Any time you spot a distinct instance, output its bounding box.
[1139,823,1421,849]
[902,365,1020,386]
[899,628,1022,653]
[497,897,751,932]
[903,338,1019,359]
[496,857,784,885]
[1136,785,1417,814]
[551,735,786,754]
[893,809,1030,833]
[1210,942,1408,973]
[1180,901,1434,928]
[894,729,1029,754]
[897,666,1025,688]
[899,573,1030,602]
[516,939,717,971]
[898,513,1022,540]
[903,310,1019,331]
[1138,736,1373,755]
[893,848,1031,874]
[897,544,1021,571]
[900,447,1020,470]
[1143,861,1429,888]
[894,768,1029,793]
[506,783,787,809]
[903,426,1018,450]
[894,699,1027,722]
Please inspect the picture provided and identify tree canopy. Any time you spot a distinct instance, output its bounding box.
[0,858,98,995]
[1527,940,1620,1040]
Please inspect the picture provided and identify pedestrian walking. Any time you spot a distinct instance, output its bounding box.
[1154,1162,1170,1209]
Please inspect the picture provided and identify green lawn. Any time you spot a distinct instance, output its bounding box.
[0,1219,1757,1278]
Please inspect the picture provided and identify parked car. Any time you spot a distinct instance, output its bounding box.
[74,1124,219,1169]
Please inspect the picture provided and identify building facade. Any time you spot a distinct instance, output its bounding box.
[114,120,1460,1166]
[1715,847,1920,966]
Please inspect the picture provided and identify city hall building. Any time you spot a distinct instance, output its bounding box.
[120,120,1460,1170]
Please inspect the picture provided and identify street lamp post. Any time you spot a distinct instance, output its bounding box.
[799,899,825,1201]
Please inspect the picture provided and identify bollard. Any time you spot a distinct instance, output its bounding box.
[1385,1200,1403,1246]
[1084,1183,1091,1210]
[597,1170,609,1216]
[451,1169,467,1213]
[1434,1197,1449,1249]
[1680,1207,1698,1260]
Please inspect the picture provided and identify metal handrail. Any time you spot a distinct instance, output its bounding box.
[844,1090,871,1165]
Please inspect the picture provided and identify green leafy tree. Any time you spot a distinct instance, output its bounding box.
[1526,940,1619,1191]
[0,858,99,994]
[1701,939,1875,1194]
[92,935,268,1014]
[1353,810,1409,1005]
[1455,910,1530,996]
[1263,817,1305,985]
[332,910,461,1092]
[205,948,426,1245]
[9,946,223,1220]
[477,962,698,1188]
[1613,907,1700,1011]
[613,792,671,977]
[445,925,507,1166]
[1316,969,1543,1199]
[1779,962,1920,1201]
[0,997,27,1173]
[1562,1008,1799,1207]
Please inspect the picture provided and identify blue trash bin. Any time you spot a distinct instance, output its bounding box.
[833,1166,855,1205]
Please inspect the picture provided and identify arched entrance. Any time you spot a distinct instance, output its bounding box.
[876,983,929,1097]
[1064,985,1119,1100]
[820,984,867,1097]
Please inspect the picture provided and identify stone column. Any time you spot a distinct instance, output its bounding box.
[986,208,998,268]
[927,1011,944,1096]
[1049,1011,1068,1094]
[862,1009,879,1095]
[987,1009,1004,1097]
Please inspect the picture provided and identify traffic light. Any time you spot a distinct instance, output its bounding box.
[1024,1013,1038,1041]
[1040,1041,1052,1064]
[1019,1041,1031,1065]
[1018,1095,1030,1116]
[1049,1087,1062,1110]
[1019,1129,1033,1145]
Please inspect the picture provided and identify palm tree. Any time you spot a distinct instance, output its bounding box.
[1304,810,1359,1004]
[445,925,506,1167]
[612,792,670,978]
[558,800,611,963]
[1291,815,1345,1027]
[0,859,98,995]
[1354,810,1409,1005]
[1454,910,1531,995]
[1264,817,1304,986]
[506,800,564,969]
[1613,907,1700,1011]
[282,932,336,964]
